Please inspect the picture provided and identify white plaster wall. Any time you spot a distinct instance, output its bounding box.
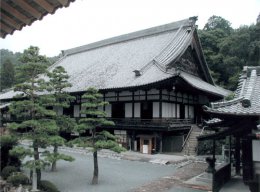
[162,102,177,118]
[54,106,63,115]
[185,105,189,118]
[148,89,159,94]
[189,105,194,118]
[105,92,117,102]
[134,103,140,118]
[153,102,159,118]
[119,91,132,101]
[119,91,132,96]
[176,104,180,118]
[74,105,80,117]
[106,92,116,97]
[253,140,260,161]
[80,106,86,117]
[125,103,132,117]
[105,104,112,117]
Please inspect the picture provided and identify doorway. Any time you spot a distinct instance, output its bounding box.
[141,102,153,119]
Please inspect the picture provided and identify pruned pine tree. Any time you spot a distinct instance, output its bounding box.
[44,66,76,171]
[7,46,57,190]
[77,87,125,185]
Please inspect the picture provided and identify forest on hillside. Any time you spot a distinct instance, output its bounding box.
[0,15,259,92]
[198,15,260,90]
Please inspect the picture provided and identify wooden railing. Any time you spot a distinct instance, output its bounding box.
[2,116,192,129]
[108,118,192,127]
[182,125,193,150]
[213,163,231,192]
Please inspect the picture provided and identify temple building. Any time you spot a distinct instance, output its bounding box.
[199,66,260,192]
[0,17,230,154]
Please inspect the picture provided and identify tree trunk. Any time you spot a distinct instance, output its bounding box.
[51,145,58,171]
[33,146,41,182]
[92,150,98,185]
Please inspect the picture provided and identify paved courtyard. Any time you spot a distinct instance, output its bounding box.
[41,151,178,192]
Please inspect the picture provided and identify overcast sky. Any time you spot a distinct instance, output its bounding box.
[0,0,259,57]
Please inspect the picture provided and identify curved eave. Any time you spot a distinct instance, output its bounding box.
[204,106,260,117]
[179,73,230,98]
[1,0,76,38]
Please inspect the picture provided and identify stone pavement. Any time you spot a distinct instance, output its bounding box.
[220,176,250,192]
[20,140,251,192]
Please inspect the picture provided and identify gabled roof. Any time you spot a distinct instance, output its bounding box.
[50,17,227,93]
[0,17,230,100]
[204,66,260,116]
[0,0,75,38]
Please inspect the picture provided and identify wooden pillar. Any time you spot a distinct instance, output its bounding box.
[242,137,253,183]
[229,136,232,163]
[213,139,216,161]
[159,133,163,153]
[132,91,135,118]
[159,89,162,118]
[235,137,241,175]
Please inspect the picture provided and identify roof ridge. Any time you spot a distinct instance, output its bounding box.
[241,69,257,107]
[210,97,244,109]
[62,17,195,56]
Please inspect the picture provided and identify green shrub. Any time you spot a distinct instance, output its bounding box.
[1,166,17,179]
[7,172,29,186]
[39,180,60,192]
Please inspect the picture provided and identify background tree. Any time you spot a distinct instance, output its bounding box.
[199,15,260,90]
[203,15,233,34]
[43,66,76,171]
[0,59,15,91]
[7,46,58,190]
[76,87,125,185]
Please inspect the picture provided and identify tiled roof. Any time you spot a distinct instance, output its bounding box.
[0,17,230,100]
[204,66,260,116]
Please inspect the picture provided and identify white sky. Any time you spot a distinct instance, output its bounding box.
[0,0,259,57]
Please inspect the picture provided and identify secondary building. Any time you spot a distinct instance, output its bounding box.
[200,66,260,192]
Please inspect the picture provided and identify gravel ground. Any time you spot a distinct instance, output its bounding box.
[40,151,178,192]
[131,162,208,192]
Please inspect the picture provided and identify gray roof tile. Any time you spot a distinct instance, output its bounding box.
[205,66,260,116]
[0,17,229,100]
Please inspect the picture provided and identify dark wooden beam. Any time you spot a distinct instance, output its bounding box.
[159,89,162,118]
[1,13,21,30]
[34,0,55,13]
[0,31,5,38]
[0,23,13,34]
[132,91,134,118]
[56,0,70,7]
[1,1,30,25]
[235,137,241,175]
[12,0,42,19]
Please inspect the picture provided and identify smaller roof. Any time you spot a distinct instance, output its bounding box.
[0,0,75,38]
[0,102,10,109]
[204,66,260,116]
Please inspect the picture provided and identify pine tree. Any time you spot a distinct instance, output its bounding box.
[7,46,57,191]
[44,66,76,171]
[15,46,50,84]
[77,87,125,185]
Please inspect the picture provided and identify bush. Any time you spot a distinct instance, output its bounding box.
[0,135,18,170]
[39,180,60,192]
[7,172,29,186]
[1,166,17,179]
